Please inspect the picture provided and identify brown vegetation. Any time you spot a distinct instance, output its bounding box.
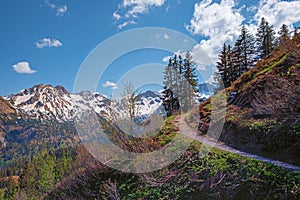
[198,33,300,165]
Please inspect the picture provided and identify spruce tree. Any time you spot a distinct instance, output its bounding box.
[162,52,198,115]
[256,18,275,58]
[226,45,235,83]
[183,51,198,111]
[234,25,255,75]
[172,54,179,98]
[216,44,230,88]
[215,44,235,88]
[278,24,290,45]
[162,58,174,116]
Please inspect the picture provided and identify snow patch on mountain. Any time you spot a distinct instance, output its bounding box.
[5,84,211,124]
[5,85,164,122]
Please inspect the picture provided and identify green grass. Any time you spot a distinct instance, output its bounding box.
[118,139,300,199]
[157,115,177,145]
[255,53,288,77]
[117,117,300,200]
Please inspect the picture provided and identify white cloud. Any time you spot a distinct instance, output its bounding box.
[56,5,68,16]
[191,44,214,70]
[254,0,300,31]
[185,0,300,84]
[123,0,165,15]
[246,5,258,13]
[162,50,185,63]
[36,38,63,48]
[118,20,136,29]
[12,62,37,74]
[103,81,119,90]
[45,0,55,9]
[45,0,67,16]
[163,56,171,63]
[113,11,121,20]
[113,0,165,28]
[163,34,170,39]
[186,0,244,66]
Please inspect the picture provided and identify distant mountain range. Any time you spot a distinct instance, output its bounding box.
[0,85,164,165]
[3,83,213,123]
[3,84,163,122]
[0,84,212,165]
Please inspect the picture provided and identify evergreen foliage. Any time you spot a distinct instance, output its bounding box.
[162,52,198,116]
[256,18,275,59]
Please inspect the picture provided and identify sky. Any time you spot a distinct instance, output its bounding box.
[0,0,299,97]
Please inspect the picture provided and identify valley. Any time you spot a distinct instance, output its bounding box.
[0,4,299,198]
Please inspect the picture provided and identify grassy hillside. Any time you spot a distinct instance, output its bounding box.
[196,33,300,165]
[47,117,300,199]
[0,116,299,199]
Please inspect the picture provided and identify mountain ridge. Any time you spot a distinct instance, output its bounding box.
[4,84,164,122]
[0,84,166,166]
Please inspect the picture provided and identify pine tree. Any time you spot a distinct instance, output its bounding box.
[216,44,229,88]
[178,55,184,98]
[172,54,179,97]
[215,44,235,88]
[162,58,174,116]
[35,147,56,194]
[61,150,72,176]
[226,45,235,83]
[182,51,198,111]
[234,25,255,75]
[256,18,275,58]
[19,162,37,198]
[162,52,198,115]
[277,24,290,45]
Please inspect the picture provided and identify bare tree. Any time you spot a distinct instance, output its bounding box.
[121,82,140,135]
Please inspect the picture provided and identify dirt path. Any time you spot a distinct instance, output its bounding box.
[173,116,300,172]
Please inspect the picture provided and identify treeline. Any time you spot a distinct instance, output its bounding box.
[162,52,199,116]
[215,17,299,88]
[0,146,77,199]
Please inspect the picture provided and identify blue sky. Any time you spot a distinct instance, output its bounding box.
[0,0,299,96]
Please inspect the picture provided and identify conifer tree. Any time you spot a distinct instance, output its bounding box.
[162,52,198,115]
[162,58,175,116]
[215,44,235,88]
[256,18,275,58]
[277,24,290,45]
[226,45,235,83]
[234,25,255,75]
[216,44,229,88]
[182,51,198,111]
[172,54,179,97]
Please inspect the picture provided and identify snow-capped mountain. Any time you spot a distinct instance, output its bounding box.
[115,90,164,116]
[5,84,74,121]
[4,84,163,122]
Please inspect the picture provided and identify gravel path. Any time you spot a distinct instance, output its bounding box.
[173,116,300,172]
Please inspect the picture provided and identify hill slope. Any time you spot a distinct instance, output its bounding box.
[0,85,164,166]
[0,97,18,149]
[196,33,300,165]
[46,117,300,200]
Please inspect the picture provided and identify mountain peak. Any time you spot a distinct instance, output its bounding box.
[4,85,165,122]
[54,85,69,96]
[5,84,74,121]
